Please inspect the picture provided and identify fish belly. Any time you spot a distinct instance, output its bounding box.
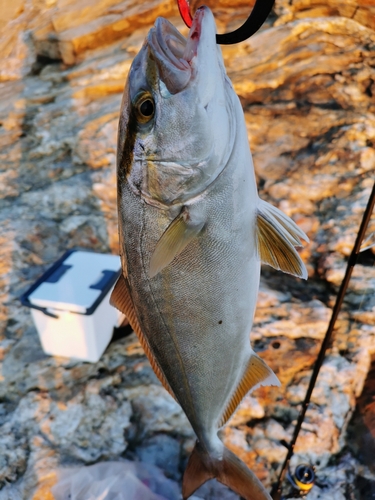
[120,148,259,439]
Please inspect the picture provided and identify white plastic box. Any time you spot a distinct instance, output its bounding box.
[21,249,124,362]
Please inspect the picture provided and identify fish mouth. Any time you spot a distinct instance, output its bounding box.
[147,7,207,94]
[149,18,189,72]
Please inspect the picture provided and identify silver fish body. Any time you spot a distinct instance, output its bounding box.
[112,7,308,499]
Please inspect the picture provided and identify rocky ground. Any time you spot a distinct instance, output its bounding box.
[0,0,374,498]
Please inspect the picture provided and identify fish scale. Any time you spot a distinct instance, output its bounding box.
[111,6,309,499]
[120,168,253,427]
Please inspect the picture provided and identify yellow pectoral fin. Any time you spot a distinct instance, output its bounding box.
[218,354,280,427]
[256,199,309,279]
[149,207,205,278]
[110,275,176,399]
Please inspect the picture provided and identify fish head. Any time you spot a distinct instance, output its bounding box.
[117,6,235,206]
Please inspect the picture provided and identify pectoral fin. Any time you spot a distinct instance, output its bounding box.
[110,275,175,399]
[149,207,205,278]
[218,353,280,427]
[256,199,309,279]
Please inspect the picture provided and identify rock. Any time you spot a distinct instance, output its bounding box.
[4,382,132,463]
[274,0,375,32]
[21,436,59,500]
[228,394,265,426]
[0,0,374,497]
[0,422,28,487]
[125,384,194,439]
[0,329,96,400]
[52,0,178,65]
[226,18,375,112]
[134,434,181,481]
[253,298,331,340]
[0,10,36,82]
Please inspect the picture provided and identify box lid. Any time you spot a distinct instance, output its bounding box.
[24,250,121,315]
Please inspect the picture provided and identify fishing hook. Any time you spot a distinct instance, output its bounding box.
[177,0,275,44]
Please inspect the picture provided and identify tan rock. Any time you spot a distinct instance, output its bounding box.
[53,0,178,64]
[92,167,120,253]
[223,426,269,484]
[274,0,375,32]
[253,299,331,340]
[75,112,118,168]
[225,17,375,115]
[0,6,37,81]
[28,437,58,500]
[124,384,194,438]
[228,394,266,426]
[0,0,25,30]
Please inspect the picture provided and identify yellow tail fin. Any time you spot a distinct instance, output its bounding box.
[182,441,272,500]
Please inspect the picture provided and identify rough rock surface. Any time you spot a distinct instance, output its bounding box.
[0,0,374,499]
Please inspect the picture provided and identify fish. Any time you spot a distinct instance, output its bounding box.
[111,6,309,500]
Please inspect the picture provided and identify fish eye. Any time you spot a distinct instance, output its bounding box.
[140,99,154,117]
[135,94,155,123]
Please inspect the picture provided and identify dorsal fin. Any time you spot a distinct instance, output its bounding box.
[256,199,309,279]
[110,275,175,399]
[218,354,280,427]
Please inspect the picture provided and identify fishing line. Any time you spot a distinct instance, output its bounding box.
[271,180,375,500]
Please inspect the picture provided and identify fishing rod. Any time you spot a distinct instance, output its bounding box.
[271,179,375,499]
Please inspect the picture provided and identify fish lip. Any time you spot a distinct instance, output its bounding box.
[146,8,211,94]
[150,17,189,72]
[182,6,205,63]
[150,7,205,71]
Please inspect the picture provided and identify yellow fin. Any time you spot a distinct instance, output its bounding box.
[149,208,205,278]
[258,199,309,246]
[110,275,175,399]
[182,442,214,499]
[183,441,272,500]
[218,354,280,427]
[256,199,308,279]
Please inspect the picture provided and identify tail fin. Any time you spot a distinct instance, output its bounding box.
[182,441,272,500]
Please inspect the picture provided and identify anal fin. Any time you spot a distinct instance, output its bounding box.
[110,275,175,399]
[256,199,309,279]
[218,354,280,427]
